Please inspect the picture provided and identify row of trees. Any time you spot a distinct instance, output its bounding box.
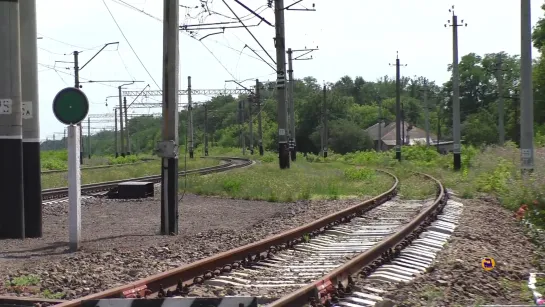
[41,5,545,155]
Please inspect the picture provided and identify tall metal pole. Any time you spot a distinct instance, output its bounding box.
[188,76,194,159]
[447,7,465,171]
[73,51,85,165]
[87,117,91,159]
[287,48,296,161]
[160,0,179,235]
[249,95,254,154]
[401,102,405,144]
[20,0,42,238]
[114,108,118,157]
[274,0,289,169]
[204,103,208,156]
[256,79,263,156]
[521,0,534,174]
[123,97,130,155]
[496,55,505,146]
[322,84,327,158]
[377,96,382,151]
[424,81,430,146]
[117,86,125,157]
[0,0,25,239]
[395,57,402,161]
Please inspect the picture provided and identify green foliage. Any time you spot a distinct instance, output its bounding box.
[5,274,40,287]
[343,167,375,181]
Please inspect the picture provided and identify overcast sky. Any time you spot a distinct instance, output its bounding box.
[36,0,543,140]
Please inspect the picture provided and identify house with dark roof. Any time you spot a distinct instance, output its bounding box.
[365,121,438,151]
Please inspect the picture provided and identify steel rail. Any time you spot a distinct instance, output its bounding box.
[52,170,399,307]
[41,157,252,200]
[268,172,447,307]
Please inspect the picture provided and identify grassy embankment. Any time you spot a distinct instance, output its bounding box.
[181,146,435,202]
[41,155,219,189]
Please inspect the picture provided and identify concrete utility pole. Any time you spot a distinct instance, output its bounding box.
[495,54,505,146]
[390,52,406,161]
[377,94,382,151]
[0,0,25,239]
[123,97,130,155]
[20,0,42,238]
[114,108,118,157]
[521,0,534,174]
[239,100,246,155]
[256,79,264,156]
[204,103,208,156]
[322,84,328,158]
[401,103,405,144]
[446,6,466,171]
[248,95,254,154]
[87,117,91,158]
[274,0,290,169]
[423,80,430,146]
[187,76,194,159]
[160,0,180,235]
[287,48,296,161]
[73,51,84,164]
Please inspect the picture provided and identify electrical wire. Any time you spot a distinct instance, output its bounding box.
[37,33,95,50]
[102,0,161,89]
[116,49,136,81]
[38,63,120,89]
[199,40,238,80]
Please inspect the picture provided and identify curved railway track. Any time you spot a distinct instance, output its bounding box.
[28,170,447,307]
[41,157,253,201]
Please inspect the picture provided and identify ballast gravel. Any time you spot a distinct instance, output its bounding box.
[361,196,544,306]
[0,193,373,300]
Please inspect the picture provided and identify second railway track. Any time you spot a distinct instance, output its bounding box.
[41,157,253,201]
[32,170,449,307]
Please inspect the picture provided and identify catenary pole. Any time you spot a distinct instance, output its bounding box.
[160,0,180,235]
[114,108,118,157]
[496,54,505,146]
[423,80,430,146]
[87,117,91,158]
[117,86,125,156]
[446,6,466,171]
[123,97,130,155]
[20,0,42,237]
[204,103,208,156]
[0,0,25,239]
[256,79,264,155]
[521,0,534,174]
[188,76,194,159]
[287,48,296,161]
[274,0,289,169]
[249,95,254,154]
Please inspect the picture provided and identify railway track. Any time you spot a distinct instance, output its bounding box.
[24,170,450,307]
[41,157,253,201]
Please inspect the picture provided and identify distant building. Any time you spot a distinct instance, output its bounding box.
[365,121,439,151]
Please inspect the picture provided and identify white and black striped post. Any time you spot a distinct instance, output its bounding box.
[0,0,25,239]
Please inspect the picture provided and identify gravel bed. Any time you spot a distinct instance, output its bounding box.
[357,195,544,306]
[0,191,376,299]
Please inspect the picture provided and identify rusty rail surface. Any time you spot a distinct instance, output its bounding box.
[41,157,251,201]
[53,170,399,307]
[268,172,447,307]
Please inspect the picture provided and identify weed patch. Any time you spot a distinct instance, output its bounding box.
[185,160,393,202]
